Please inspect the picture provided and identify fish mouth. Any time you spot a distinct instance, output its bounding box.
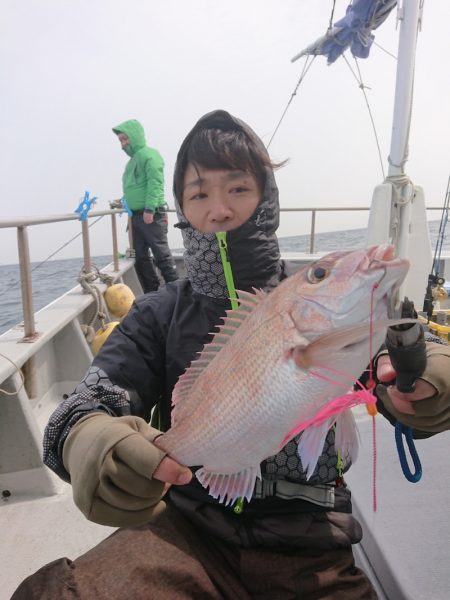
[367,245,410,319]
[369,244,395,262]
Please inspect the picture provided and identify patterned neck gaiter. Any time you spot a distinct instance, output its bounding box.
[182,228,228,298]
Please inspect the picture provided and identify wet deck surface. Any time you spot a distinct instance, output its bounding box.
[1,482,115,598]
[348,409,450,600]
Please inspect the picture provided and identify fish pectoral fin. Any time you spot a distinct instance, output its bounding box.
[195,465,261,506]
[292,318,416,369]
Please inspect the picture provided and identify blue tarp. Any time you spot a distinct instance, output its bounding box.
[294,0,397,64]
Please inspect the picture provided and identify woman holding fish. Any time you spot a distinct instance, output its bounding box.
[13,110,450,599]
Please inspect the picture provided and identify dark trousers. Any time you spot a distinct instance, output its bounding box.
[12,504,377,600]
[132,211,178,293]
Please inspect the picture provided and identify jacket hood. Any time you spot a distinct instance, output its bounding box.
[174,109,282,299]
[113,119,146,156]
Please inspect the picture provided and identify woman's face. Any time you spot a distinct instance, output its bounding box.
[181,163,261,233]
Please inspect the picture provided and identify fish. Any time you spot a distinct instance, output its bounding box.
[155,244,411,505]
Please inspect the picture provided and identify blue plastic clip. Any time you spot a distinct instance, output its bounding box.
[74,191,97,221]
[120,197,133,217]
[395,421,422,483]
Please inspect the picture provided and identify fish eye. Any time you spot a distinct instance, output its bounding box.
[306,265,329,284]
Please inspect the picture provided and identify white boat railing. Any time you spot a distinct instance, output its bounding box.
[1,209,130,341]
[0,205,444,342]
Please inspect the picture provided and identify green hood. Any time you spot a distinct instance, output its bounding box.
[113,119,147,156]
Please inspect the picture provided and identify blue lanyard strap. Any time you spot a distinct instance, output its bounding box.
[395,421,423,483]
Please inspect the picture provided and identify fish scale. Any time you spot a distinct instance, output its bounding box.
[166,312,297,464]
[155,245,410,505]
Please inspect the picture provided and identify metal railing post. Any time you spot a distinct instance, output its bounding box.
[17,225,39,396]
[309,210,316,254]
[111,213,119,271]
[81,220,92,272]
[17,225,36,339]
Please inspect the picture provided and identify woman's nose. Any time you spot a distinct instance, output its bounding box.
[209,196,233,222]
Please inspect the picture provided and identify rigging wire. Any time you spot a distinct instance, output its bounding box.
[267,55,316,149]
[342,53,386,180]
[372,40,397,60]
[0,215,105,299]
[328,0,337,31]
[267,0,394,166]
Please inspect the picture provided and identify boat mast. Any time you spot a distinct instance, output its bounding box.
[367,0,431,307]
[387,0,423,180]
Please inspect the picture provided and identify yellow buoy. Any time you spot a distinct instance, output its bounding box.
[104,284,135,318]
[91,321,120,355]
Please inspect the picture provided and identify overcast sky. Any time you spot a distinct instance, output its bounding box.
[1,0,449,265]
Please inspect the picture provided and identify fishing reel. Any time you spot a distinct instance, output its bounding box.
[423,273,446,319]
[385,297,426,393]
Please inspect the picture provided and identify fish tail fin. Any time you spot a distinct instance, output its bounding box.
[195,465,261,506]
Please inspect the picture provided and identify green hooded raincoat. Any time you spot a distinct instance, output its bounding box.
[113,119,165,212]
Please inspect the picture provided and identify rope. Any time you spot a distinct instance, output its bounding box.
[78,265,114,342]
[0,261,114,394]
[382,172,415,251]
[267,55,316,149]
[267,0,336,149]
[327,0,337,32]
[394,422,422,482]
[0,351,25,396]
[342,54,386,180]
[372,40,397,60]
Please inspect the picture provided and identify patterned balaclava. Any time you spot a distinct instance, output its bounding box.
[173,110,282,298]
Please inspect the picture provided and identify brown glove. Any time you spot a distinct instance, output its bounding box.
[63,412,167,527]
[376,342,450,433]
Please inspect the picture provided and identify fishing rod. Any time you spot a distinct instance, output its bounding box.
[422,173,450,319]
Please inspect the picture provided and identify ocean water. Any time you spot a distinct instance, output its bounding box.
[0,255,113,335]
[0,221,447,335]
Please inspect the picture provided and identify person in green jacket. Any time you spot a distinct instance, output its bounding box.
[113,119,179,292]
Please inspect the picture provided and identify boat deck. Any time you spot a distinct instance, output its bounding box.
[1,255,450,598]
[347,408,450,600]
[2,482,115,598]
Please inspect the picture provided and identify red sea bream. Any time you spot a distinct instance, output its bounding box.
[155,245,410,505]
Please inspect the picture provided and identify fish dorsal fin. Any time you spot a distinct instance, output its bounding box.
[171,288,266,424]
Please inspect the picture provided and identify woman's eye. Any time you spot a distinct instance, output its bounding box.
[306,265,330,284]
[230,186,248,194]
[190,192,207,201]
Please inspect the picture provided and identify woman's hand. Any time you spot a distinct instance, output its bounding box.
[376,354,437,415]
[153,455,192,487]
[375,342,450,432]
